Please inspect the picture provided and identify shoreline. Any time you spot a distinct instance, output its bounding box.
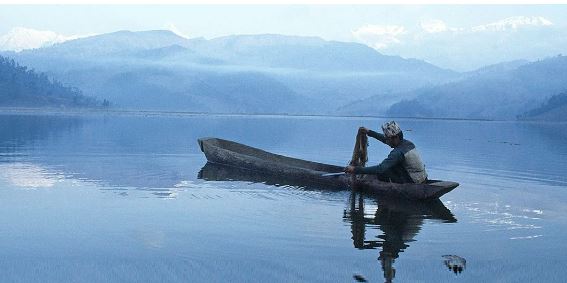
[0,107,564,124]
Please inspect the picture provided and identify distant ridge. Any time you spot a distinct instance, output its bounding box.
[380,55,567,120]
[21,30,190,57]
[3,29,459,113]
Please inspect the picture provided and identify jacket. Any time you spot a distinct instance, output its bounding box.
[354,130,428,183]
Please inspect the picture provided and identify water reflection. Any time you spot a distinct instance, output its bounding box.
[198,162,346,191]
[0,115,83,189]
[199,162,459,282]
[0,114,195,196]
[3,113,566,281]
[442,255,467,275]
[343,192,456,282]
[0,114,82,154]
[3,113,566,195]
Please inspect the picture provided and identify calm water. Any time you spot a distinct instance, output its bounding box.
[0,112,566,282]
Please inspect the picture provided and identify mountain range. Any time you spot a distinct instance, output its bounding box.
[1,29,566,120]
[1,30,458,114]
[381,55,567,120]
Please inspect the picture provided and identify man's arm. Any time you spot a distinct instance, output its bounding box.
[367,129,388,145]
[353,149,404,175]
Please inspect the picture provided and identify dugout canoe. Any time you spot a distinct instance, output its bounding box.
[197,137,459,200]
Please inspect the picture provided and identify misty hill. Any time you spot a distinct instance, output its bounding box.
[0,56,105,108]
[128,44,190,59]
[519,91,567,121]
[463,60,530,76]
[339,59,533,116]
[27,30,190,57]
[187,34,455,74]
[2,30,459,114]
[375,55,567,120]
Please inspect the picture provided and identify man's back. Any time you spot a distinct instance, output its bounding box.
[395,139,427,184]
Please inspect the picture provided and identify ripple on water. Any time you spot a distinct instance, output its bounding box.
[444,200,545,241]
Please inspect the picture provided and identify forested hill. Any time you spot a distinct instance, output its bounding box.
[0,56,107,108]
[519,91,567,121]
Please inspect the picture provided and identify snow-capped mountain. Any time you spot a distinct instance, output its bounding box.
[0,27,84,52]
[471,16,553,32]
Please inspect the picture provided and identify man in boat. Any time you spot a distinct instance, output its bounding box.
[345,121,428,184]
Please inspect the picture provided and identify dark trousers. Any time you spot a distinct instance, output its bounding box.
[377,166,413,184]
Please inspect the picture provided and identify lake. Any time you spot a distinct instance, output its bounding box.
[0,112,566,282]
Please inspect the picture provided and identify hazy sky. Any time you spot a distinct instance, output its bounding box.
[1,5,567,70]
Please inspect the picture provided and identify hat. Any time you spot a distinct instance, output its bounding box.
[381,121,401,138]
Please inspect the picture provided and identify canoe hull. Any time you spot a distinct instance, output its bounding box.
[198,137,459,200]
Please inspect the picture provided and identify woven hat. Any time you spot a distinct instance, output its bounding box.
[381,121,401,138]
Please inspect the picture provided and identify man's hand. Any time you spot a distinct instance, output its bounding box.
[358,127,368,135]
[344,165,356,174]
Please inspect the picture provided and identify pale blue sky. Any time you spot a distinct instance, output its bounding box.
[1,5,566,40]
[1,5,567,70]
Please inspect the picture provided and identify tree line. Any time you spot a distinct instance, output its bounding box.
[519,90,567,119]
[0,55,109,108]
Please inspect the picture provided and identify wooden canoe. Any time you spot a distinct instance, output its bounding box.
[198,137,459,200]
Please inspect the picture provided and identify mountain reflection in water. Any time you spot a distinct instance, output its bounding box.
[199,162,459,283]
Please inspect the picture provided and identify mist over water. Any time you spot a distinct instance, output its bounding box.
[0,112,566,282]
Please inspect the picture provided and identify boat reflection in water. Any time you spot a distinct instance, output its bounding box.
[198,162,458,282]
[198,162,347,191]
[344,191,457,282]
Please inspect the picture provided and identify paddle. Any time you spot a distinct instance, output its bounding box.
[321,172,347,177]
